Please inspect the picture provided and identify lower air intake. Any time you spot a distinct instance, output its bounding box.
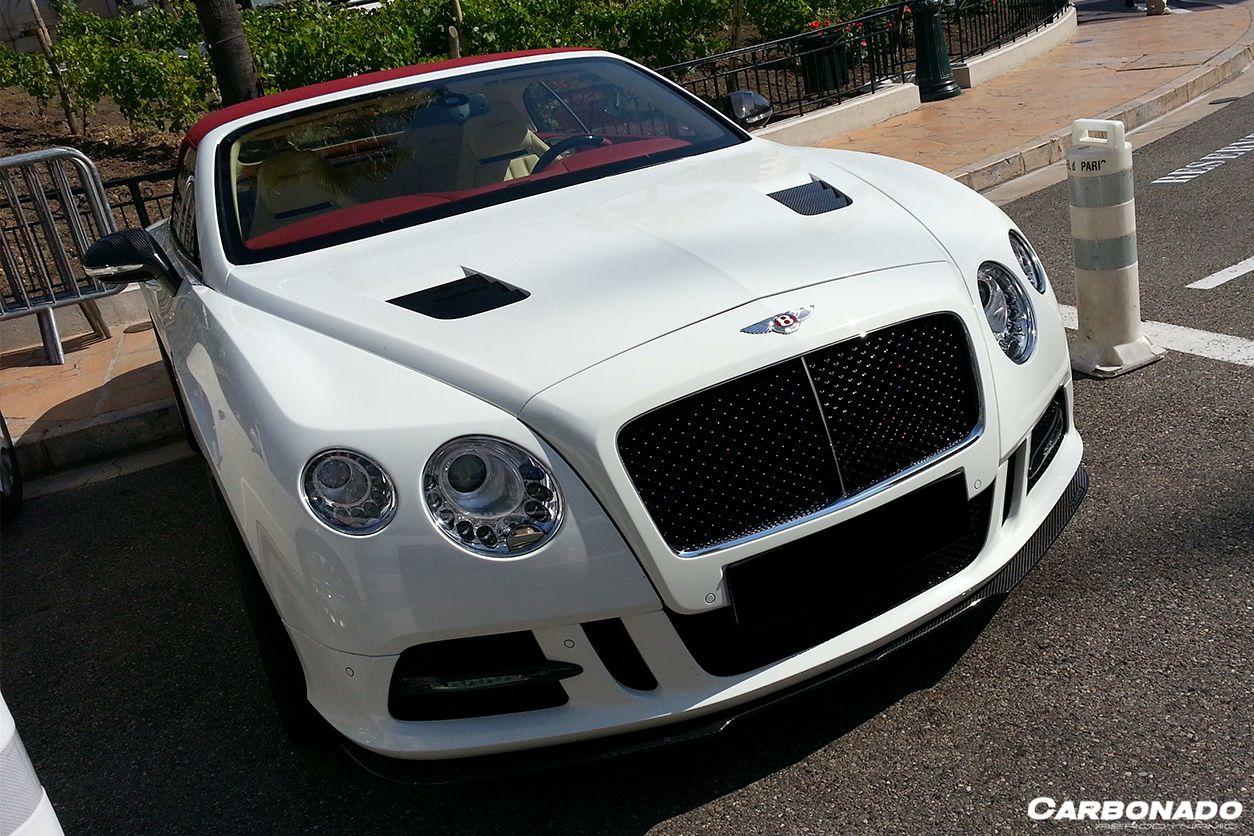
[389,632,572,720]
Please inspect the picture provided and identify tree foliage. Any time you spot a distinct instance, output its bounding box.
[0,0,755,134]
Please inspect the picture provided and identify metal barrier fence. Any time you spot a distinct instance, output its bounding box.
[943,0,1070,62]
[0,149,174,364]
[661,4,911,122]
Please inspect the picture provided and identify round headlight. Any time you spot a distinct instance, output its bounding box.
[977,261,1036,363]
[302,449,397,535]
[1009,230,1048,293]
[423,437,562,556]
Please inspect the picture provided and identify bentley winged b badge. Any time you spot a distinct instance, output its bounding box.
[741,306,814,335]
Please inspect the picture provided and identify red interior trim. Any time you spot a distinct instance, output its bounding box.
[244,194,452,249]
[186,48,597,148]
[240,137,692,251]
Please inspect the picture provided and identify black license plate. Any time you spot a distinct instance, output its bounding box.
[725,471,974,631]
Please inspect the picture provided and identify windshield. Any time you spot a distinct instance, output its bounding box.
[216,56,744,262]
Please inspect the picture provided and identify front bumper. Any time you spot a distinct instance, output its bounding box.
[288,423,1087,767]
[343,462,1087,783]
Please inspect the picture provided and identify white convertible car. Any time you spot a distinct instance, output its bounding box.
[85,48,1086,773]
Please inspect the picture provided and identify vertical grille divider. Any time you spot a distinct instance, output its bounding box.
[800,354,846,496]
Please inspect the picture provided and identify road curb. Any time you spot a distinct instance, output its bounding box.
[952,32,1254,192]
[14,399,183,477]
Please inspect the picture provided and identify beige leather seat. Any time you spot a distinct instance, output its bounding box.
[250,150,356,238]
[460,101,549,187]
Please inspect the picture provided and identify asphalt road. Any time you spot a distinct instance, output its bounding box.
[3,93,1252,835]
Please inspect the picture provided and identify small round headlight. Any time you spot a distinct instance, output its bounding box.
[302,449,397,535]
[423,437,562,556]
[977,261,1036,363]
[1009,230,1048,293]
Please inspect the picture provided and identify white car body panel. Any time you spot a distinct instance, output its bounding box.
[129,50,1085,763]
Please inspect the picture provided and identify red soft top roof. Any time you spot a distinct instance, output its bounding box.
[184,48,596,148]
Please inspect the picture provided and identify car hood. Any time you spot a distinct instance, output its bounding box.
[225,140,956,413]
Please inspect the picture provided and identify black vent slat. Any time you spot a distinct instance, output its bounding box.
[389,273,528,319]
[582,619,658,691]
[806,314,981,494]
[618,314,980,554]
[768,178,851,216]
[618,360,842,554]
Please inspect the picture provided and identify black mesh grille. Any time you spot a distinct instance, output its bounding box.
[806,313,981,495]
[618,314,981,553]
[617,359,843,554]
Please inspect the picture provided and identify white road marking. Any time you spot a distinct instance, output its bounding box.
[1058,305,1254,367]
[1151,131,1254,184]
[1187,255,1254,289]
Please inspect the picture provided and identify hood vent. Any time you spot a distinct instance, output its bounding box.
[389,273,529,319]
[769,177,852,216]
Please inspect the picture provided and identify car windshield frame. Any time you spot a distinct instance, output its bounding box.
[212,56,749,265]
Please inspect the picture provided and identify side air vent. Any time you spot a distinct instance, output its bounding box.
[389,273,528,319]
[768,177,852,216]
[582,619,657,691]
[1027,388,1068,491]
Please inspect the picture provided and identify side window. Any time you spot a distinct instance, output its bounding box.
[169,146,199,267]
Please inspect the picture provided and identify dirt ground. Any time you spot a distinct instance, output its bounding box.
[0,87,179,181]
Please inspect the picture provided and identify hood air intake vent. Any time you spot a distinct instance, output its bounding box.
[769,177,852,216]
[389,273,528,319]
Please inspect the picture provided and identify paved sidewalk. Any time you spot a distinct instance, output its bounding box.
[1,0,1251,477]
[820,0,1254,186]
[0,322,179,474]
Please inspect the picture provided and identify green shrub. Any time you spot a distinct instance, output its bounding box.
[0,46,55,104]
[584,0,731,67]
[745,0,813,40]
[0,0,830,135]
[813,0,882,23]
[44,0,214,132]
[244,0,449,92]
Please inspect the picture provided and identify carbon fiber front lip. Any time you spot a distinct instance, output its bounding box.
[344,463,1089,784]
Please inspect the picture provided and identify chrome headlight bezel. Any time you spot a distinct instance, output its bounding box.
[302,448,398,536]
[977,260,1037,364]
[423,436,563,556]
[1009,229,1048,293]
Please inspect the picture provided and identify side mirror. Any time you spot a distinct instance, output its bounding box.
[724,89,773,130]
[84,229,179,294]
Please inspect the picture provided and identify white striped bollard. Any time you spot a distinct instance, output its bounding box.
[1066,119,1164,377]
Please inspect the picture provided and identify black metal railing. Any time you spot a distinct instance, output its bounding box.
[660,0,1069,126]
[101,169,176,229]
[943,0,1070,62]
[660,3,911,122]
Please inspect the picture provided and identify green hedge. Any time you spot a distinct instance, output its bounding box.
[1,0,730,134]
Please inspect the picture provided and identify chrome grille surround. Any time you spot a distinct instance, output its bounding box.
[617,313,983,556]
